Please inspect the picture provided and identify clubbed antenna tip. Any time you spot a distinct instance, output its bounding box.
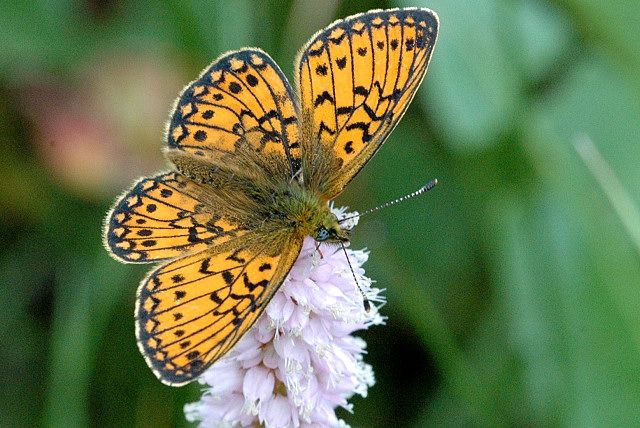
[425,178,438,191]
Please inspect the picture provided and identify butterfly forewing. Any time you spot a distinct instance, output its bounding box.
[137,236,303,385]
[296,8,438,197]
[105,172,248,263]
[167,49,301,179]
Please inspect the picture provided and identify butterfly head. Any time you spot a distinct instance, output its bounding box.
[311,208,351,243]
[280,184,350,243]
[314,224,350,243]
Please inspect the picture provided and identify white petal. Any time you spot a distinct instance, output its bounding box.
[262,345,280,370]
[285,306,309,332]
[243,366,275,403]
[266,292,287,320]
[201,362,243,395]
[264,395,294,428]
[310,263,333,282]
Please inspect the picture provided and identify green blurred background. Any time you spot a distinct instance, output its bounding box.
[2,0,640,426]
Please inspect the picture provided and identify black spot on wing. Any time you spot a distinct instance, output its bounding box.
[329,32,346,44]
[314,91,335,106]
[245,74,259,87]
[258,263,272,272]
[194,130,207,141]
[226,250,246,264]
[243,273,269,292]
[344,141,354,154]
[199,258,212,274]
[345,122,373,142]
[210,291,223,304]
[353,86,369,96]
[318,121,336,138]
[228,82,242,94]
[315,64,328,76]
[405,38,415,51]
[222,270,234,285]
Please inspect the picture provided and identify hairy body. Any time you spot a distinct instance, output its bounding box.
[167,145,349,250]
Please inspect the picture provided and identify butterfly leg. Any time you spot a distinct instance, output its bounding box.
[290,167,304,185]
[314,242,324,259]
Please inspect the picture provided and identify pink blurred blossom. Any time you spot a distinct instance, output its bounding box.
[20,51,185,199]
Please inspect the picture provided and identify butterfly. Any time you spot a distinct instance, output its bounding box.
[104,8,438,386]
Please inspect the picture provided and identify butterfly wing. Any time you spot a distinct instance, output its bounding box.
[104,172,249,263]
[136,235,303,385]
[167,48,301,180]
[296,8,438,197]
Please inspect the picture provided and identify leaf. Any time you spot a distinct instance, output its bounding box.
[395,0,520,150]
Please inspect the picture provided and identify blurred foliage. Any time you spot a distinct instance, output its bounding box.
[1,0,640,426]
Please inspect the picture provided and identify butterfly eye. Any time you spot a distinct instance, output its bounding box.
[315,227,331,242]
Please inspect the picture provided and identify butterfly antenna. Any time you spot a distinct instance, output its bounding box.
[341,242,371,312]
[339,179,438,224]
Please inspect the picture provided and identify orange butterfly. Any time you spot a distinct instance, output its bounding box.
[104,8,438,386]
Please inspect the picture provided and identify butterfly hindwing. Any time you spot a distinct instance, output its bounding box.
[167,48,301,179]
[104,172,247,263]
[296,8,438,197]
[136,236,304,385]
